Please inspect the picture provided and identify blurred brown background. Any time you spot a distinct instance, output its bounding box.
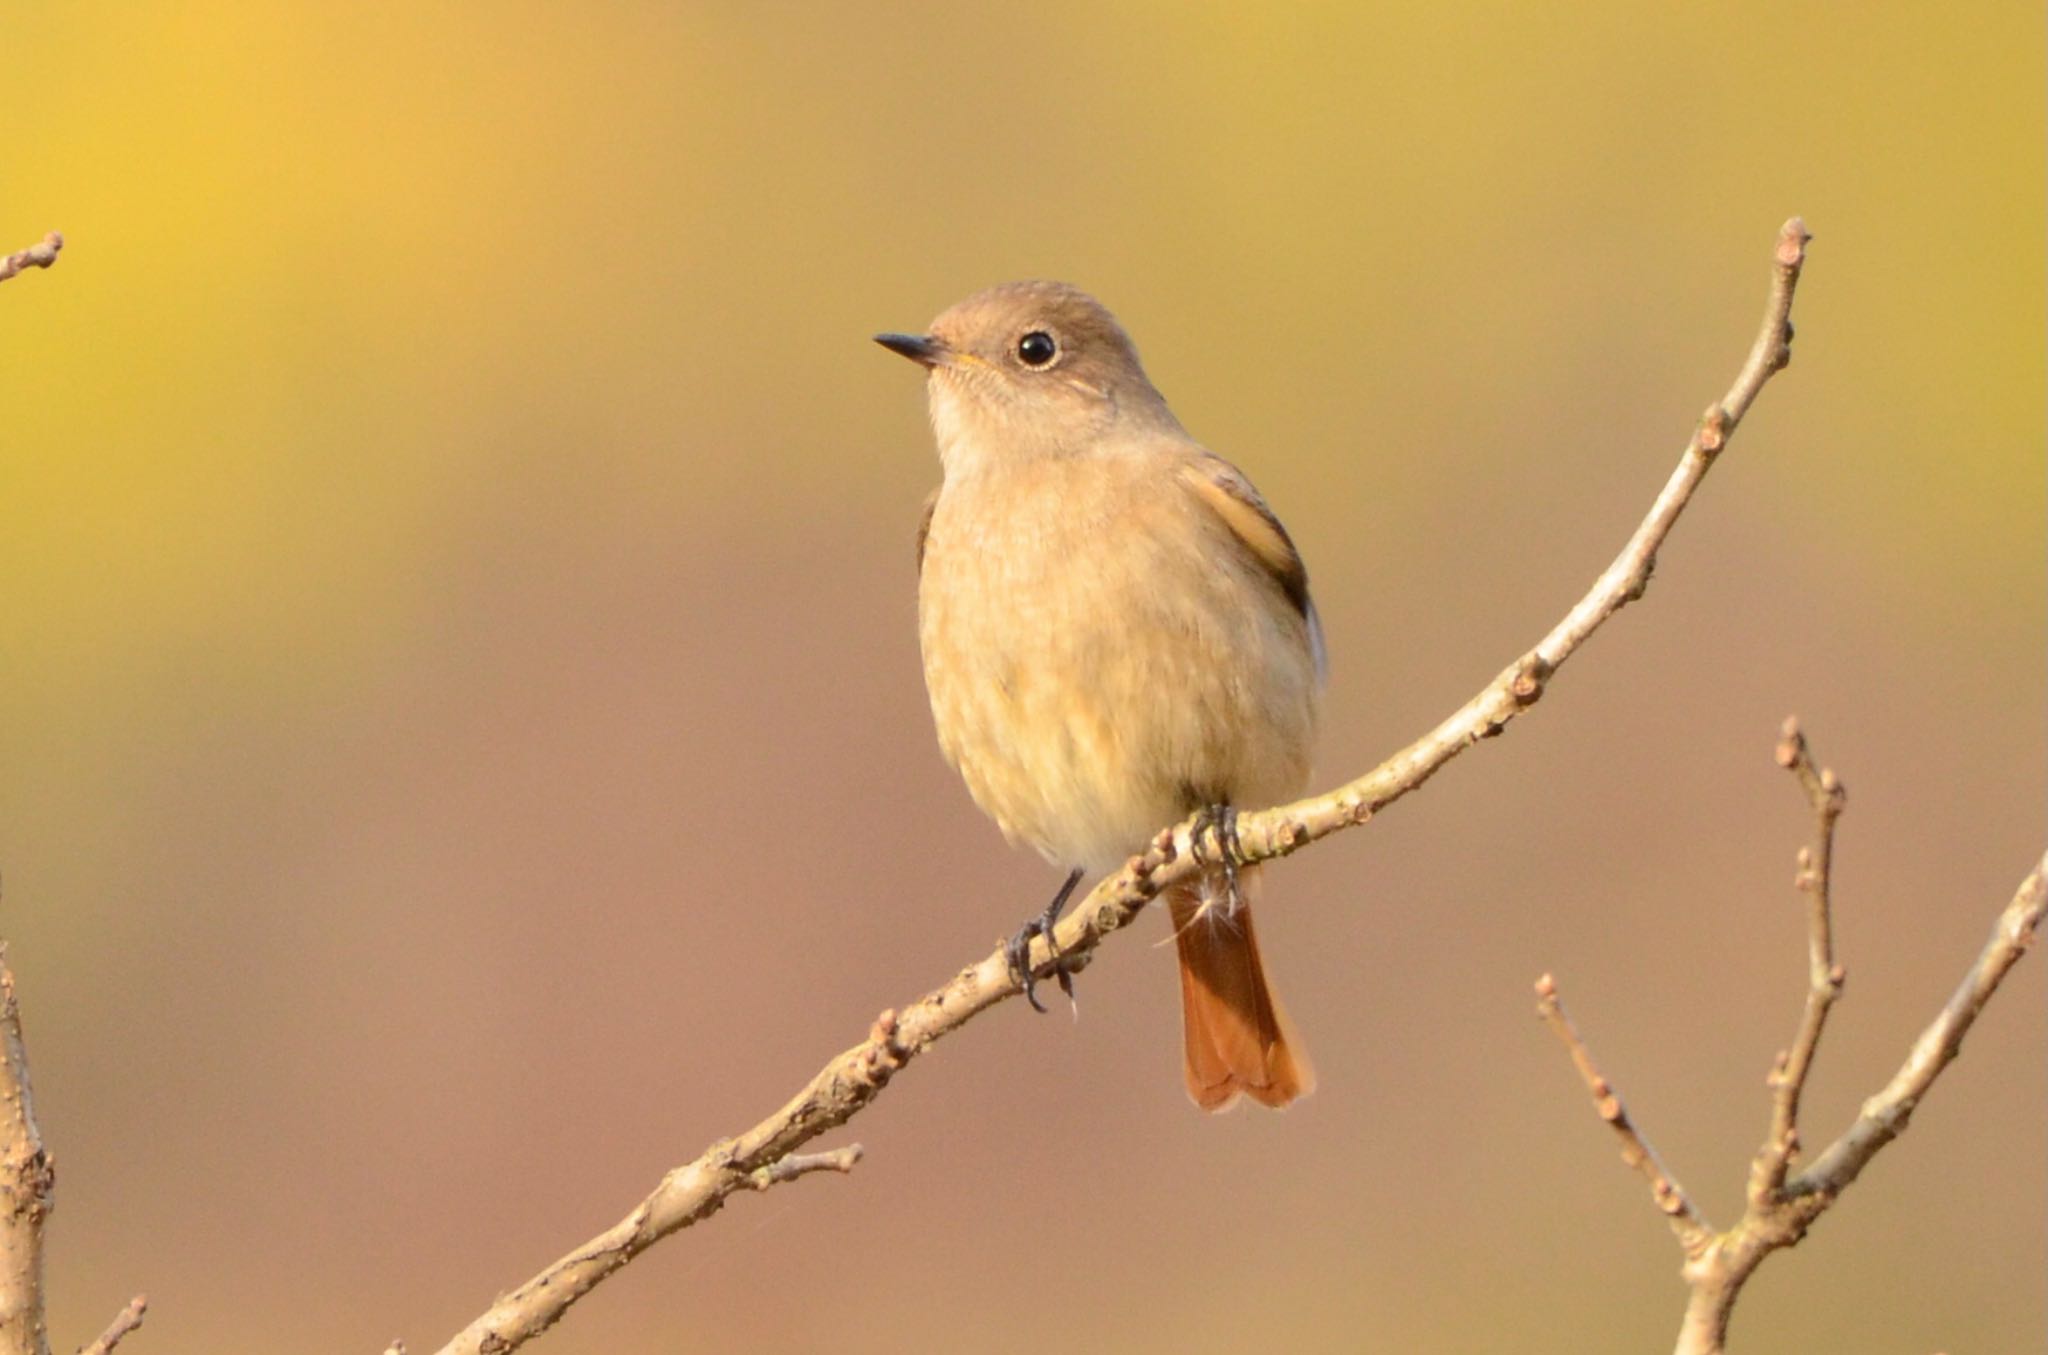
[2,4,2042,1352]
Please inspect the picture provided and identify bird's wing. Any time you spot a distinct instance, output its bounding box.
[1178,454,1327,678]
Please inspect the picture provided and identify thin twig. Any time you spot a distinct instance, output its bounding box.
[1752,717,1847,1202]
[0,234,61,286]
[75,1296,146,1355]
[739,1146,862,1191]
[415,218,1812,1355]
[1533,975,1712,1254]
[1790,854,2048,1198]
[0,943,53,1355]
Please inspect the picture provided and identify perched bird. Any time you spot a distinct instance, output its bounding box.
[877,281,1322,1111]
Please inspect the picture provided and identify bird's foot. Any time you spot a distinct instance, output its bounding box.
[1006,867,1085,1013]
[1192,803,1244,909]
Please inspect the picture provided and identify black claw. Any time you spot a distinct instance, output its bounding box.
[1005,926,1047,1013]
[1007,867,1085,1013]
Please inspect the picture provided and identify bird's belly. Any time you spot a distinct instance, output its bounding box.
[919,496,1316,872]
[923,639,1180,872]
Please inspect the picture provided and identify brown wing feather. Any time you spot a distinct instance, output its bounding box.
[1178,456,1325,675]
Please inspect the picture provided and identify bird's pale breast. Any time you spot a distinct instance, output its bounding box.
[918,445,1319,873]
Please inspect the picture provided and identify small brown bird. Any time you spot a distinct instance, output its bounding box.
[878,281,1321,1111]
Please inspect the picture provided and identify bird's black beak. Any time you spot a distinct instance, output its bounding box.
[874,332,945,367]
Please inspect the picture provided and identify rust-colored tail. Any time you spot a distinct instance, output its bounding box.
[1168,867,1314,1112]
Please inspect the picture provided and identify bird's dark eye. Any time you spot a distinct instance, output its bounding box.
[1016,331,1057,367]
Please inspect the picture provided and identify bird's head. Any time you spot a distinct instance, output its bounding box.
[877,281,1176,469]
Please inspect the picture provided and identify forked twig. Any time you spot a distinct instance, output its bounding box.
[1536,724,2046,1355]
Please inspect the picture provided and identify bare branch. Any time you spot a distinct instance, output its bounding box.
[1751,716,1848,1202]
[414,218,1812,1355]
[75,1296,146,1355]
[0,945,53,1355]
[1680,848,2044,1355]
[1533,975,1712,1253]
[1791,853,2047,1197]
[1536,723,2047,1355]
[0,234,61,286]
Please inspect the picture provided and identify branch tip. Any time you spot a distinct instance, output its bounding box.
[79,1293,149,1355]
[0,230,63,284]
[1775,218,1811,267]
[1534,970,1711,1249]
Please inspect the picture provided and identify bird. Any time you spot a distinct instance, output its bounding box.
[877,281,1322,1111]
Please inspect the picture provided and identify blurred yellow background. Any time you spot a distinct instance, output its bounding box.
[3,4,2041,1352]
